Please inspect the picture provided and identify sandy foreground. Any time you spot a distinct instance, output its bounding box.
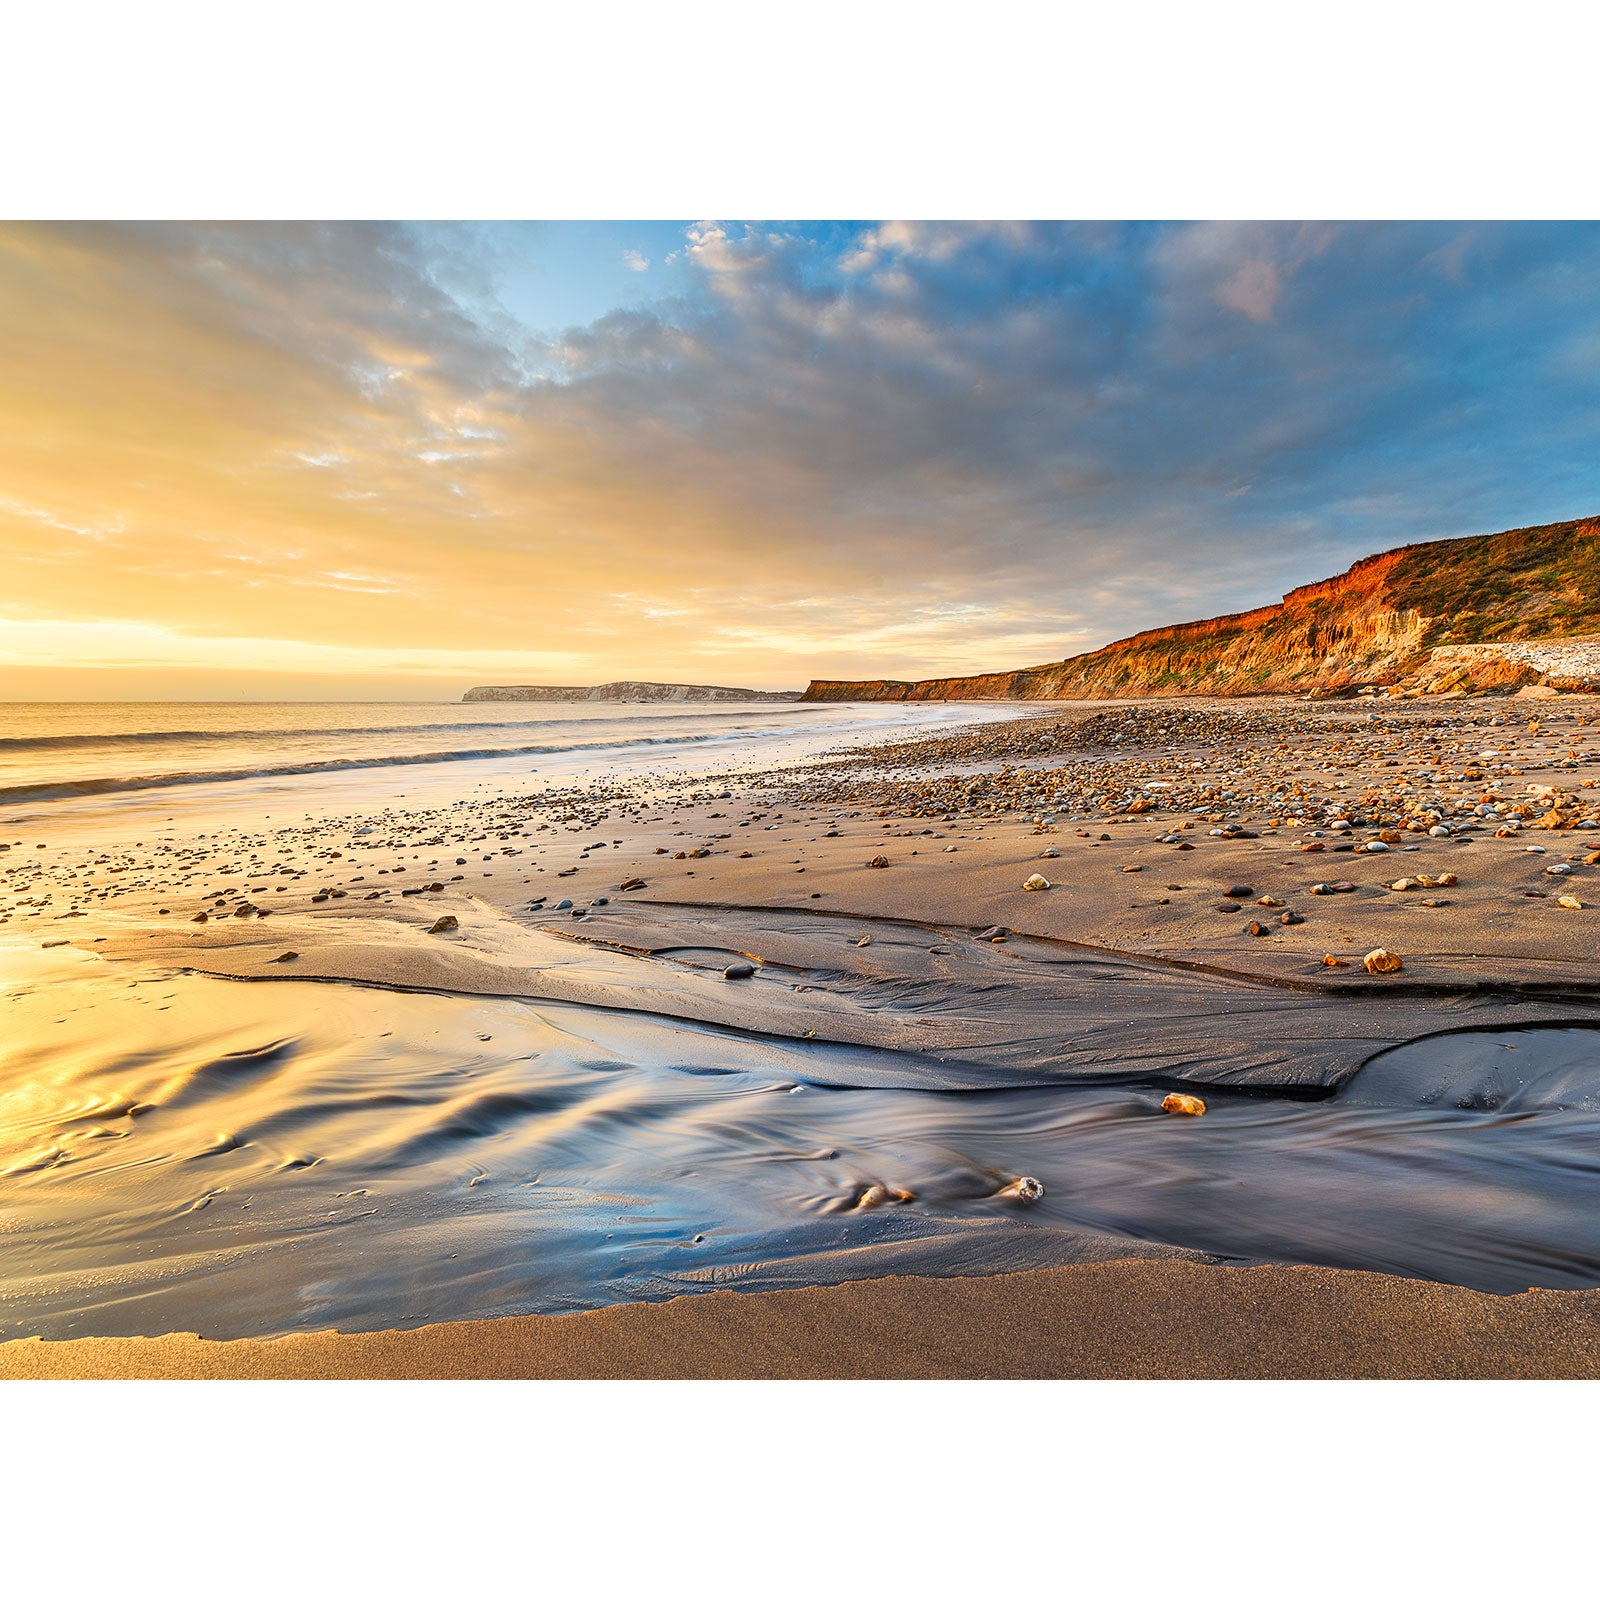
[3,1259,1598,1379]
[7,693,1600,1376]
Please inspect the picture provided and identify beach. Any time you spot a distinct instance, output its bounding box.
[7,691,1600,1373]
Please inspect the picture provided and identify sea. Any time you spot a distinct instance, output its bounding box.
[0,698,1025,815]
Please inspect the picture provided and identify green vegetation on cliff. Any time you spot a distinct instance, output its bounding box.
[802,515,1600,702]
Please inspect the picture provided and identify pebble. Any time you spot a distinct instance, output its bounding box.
[1363,947,1404,974]
[1161,1092,1206,1116]
[1022,873,1051,891]
[723,963,755,979]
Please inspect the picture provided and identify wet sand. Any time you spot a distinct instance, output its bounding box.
[9,692,1600,1374]
[5,1259,1599,1379]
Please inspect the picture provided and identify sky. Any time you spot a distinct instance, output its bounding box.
[2,219,1599,700]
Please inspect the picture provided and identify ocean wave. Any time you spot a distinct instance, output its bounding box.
[0,709,803,754]
[0,727,795,805]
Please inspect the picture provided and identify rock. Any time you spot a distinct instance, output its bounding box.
[1161,1092,1206,1116]
[868,855,891,869]
[619,877,648,891]
[272,951,299,963]
[1256,896,1285,907]
[723,963,755,979]
[1245,919,1269,936]
[1280,910,1304,925]
[428,915,459,934]
[1122,864,1143,873]
[1363,947,1404,974]
[1547,863,1574,875]
[191,911,208,923]
[1215,901,1242,913]
[1559,894,1585,910]
[997,1175,1046,1201]
[1223,884,1253,898]
[1039,847,1060,858]
[1022,873,1051,891]
[1323,955,1349,967]
[1389,877,1419,892]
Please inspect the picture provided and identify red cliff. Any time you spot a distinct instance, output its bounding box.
[803,515,1600,701]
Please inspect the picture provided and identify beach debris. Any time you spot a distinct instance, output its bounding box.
[1363,947,1405,974]
[1022,873,1050,890]
[427,915,459,934]
[1161,1092,1206,1116]
[722,963,755,979]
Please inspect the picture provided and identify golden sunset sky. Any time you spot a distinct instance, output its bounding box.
[4,220,1598,699]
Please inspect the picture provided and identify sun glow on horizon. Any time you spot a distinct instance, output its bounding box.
[4,220,1600,698]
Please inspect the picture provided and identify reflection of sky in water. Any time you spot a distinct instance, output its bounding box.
[5,949,1600,1340]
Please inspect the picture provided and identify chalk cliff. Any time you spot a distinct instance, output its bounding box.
[464,681,801,704]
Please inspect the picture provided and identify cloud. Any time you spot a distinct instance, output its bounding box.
[2,219,1599,695]
[622,249,650,272]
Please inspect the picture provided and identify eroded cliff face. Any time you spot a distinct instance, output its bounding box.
[804,516,1600,702]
